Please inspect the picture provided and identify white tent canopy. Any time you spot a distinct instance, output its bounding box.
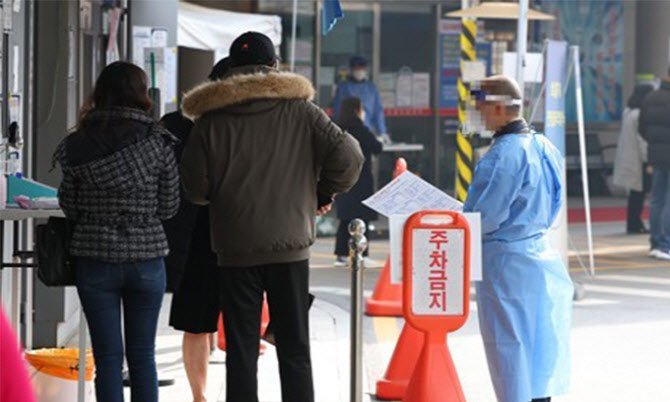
[178,2,282,59]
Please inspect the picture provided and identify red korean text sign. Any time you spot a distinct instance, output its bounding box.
[402,211,470,333]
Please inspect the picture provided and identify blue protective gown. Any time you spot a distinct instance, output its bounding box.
[463,132,573,402]
[332,78,387,134]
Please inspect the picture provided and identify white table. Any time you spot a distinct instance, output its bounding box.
[382,143,425,153]
[0,208,64,348]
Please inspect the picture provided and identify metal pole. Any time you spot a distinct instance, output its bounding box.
[433,3,441,185]
[571,45,595,276]
[516,0,529,115]
[348,219,367,402]
[77,310,87,402]
[290,0,298,71]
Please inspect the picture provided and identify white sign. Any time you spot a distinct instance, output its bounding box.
[362,172,481,284]
[132,26,152,67]
[502,52,544,83]
[151,28,168,48]
[395,68,414,107]
[390,212,482,285]
[411,228,465,316]
[461,60,487,83]
[412,73,430,108]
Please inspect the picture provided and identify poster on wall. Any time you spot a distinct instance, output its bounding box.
[536,0,623,122]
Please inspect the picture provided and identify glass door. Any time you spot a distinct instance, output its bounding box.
[317,4,377,107]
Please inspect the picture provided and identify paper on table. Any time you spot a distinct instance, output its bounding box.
[389,212,482,284]
[362,171,462,217]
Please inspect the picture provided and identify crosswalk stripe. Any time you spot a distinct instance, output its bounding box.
[598,274,670,287]
[585,283,670,300]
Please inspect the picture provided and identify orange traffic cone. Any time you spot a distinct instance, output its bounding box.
[365,158,408,317]
[375,323,424,400]
[218,296,271,353]
[402,332,465,402]
[365,258,403,316]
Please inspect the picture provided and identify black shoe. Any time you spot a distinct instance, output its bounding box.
[627,227,649,234]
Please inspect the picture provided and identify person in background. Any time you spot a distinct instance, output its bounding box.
[613,83,654,235]
[639,68,670,260]
[333,97,383,266]
[180,32,363,402]
[53,61,180,402]
[464,75,572,402]
[332,56,388,139]
[0,306,37,402]
[161,57,230,402]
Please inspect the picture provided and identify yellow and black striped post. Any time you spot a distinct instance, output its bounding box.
[455,19,476,202]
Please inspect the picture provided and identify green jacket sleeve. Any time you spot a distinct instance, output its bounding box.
[180,117,210,206]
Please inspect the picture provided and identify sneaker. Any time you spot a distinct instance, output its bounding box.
[333,256,348,267]
[649,249,670,260]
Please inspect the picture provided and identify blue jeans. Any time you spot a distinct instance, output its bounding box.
[76,258,166,402]
[650,168,670,250]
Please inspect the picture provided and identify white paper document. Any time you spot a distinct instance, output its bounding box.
[362,171,463,217]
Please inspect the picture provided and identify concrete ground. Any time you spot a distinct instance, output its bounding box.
[125,218,670,402]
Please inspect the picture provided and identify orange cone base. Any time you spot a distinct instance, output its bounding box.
[376,378,410,401]
[217,297,271,353]
[374,323,424,400]
[365,297,403,317]
[402,334,465,402]
[366,258,403,317]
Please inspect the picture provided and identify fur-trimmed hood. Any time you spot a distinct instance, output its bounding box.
[181,66,315,120]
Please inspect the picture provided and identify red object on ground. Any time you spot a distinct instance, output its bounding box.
[568,206,649,223]
[365,258,403,316]
[0,306,37,402]
[365,158,407,317]
[217,296,270,353]
[375,323,424,400]
[401,211,470,402]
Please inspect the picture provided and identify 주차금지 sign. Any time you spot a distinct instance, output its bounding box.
[411,228,465,316]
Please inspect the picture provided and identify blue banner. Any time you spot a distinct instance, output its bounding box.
[537,0,623,122]
[322,0,344,36]
[544,40,568,156]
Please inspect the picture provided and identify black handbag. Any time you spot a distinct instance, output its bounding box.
[36,217,76,286]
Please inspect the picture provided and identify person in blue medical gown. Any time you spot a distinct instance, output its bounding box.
[332,56,387,136]
[463,76,573,402]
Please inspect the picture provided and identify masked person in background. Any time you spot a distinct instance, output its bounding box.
[463,76,573,402]
[613,83,654,235]
[332,56,388,140]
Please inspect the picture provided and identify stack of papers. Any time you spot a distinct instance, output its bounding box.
[363,172,482,283]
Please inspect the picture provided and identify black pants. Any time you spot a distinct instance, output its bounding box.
[628,166,652,231]
[335,219,369,257]
[220,260,314,402]
[531,398,550,402]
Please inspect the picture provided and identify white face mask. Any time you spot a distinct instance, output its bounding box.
[352,69,368,81]
[464,108,492,138]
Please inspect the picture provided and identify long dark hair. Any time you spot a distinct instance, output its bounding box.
[78,61,153,128]
[338,97,363,128]
[627,83,654,109]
